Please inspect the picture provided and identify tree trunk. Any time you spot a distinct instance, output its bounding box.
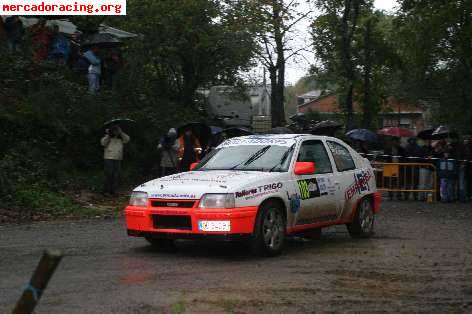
[269,65,278,122]
[340,0,361,130]
[271,0,286,127]
[362,19,372,129]
[181,62,198,106]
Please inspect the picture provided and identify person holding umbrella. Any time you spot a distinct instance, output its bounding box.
[158,128,179,177]
[101,124,130,196]
[178,129,201,171]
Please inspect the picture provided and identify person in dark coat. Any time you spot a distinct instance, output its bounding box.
[4,16,24,51]
[404,138,426,200]
[178,130,201,171]
[383,137,406,200]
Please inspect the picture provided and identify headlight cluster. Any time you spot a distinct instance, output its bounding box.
[129,191,148,207]
[199,193,235,209]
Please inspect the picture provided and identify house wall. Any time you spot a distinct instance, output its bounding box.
[297,94,426,132]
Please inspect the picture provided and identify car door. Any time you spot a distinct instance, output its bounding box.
[293,140,338,225]
[326,140,361,219]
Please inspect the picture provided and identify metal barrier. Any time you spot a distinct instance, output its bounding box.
[372,162,438,202]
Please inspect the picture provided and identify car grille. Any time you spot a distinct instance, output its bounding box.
[152,214,192,230]
[150,200,196,208]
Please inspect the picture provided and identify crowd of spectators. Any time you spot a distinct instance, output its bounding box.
[361,136,472,203]
[1,16,123,93]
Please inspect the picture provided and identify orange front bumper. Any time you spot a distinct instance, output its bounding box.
[125,203,258,237]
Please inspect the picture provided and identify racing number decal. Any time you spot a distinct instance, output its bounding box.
[297,178,327,200]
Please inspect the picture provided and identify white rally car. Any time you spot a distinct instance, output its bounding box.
[125,134,380,256]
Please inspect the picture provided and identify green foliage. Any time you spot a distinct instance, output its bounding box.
[71,16,105,34]
[0,2,259,215]
[312,2,395,128]
[393,0,472,133]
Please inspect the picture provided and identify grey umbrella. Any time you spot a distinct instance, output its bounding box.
[82,33,121,48]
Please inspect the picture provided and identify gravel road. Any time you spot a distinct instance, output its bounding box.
[1,201,472,313]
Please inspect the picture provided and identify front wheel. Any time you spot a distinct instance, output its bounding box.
[251,201,286,256]
[347,198,374,238]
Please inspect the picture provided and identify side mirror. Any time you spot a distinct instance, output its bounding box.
[294,162,315,175]
[189,162,199,171]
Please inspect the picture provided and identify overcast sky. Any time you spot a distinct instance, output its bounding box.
[284,0,398,85]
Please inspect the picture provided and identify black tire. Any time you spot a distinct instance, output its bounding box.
[145,237,176,250]
[251,200,286,256]
[347,198,374,238]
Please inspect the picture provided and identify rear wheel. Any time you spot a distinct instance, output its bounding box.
[347,198,374,238]
[251,201,286,256]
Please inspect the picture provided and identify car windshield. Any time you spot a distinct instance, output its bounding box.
[196,144,295,172]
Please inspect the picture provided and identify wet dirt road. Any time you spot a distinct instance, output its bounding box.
[1,201,472,313]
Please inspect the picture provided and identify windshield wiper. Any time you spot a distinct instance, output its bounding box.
[269,144,295,172]
[230,145,271,170]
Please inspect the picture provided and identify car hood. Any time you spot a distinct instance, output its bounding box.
[135,170,278,199]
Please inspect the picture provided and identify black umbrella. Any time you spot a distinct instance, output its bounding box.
[103,118,135,128]
[309,120,343,136]
[417,128,435,140]
[346,129,378,143]
[81,33,122,48]
[289,112,308,123]
[177,122,212,149]
[220,127,253,138]
[430,125,458,140]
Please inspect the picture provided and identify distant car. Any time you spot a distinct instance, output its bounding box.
[125,134,381,256]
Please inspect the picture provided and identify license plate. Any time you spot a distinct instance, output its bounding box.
[198,220,230,232]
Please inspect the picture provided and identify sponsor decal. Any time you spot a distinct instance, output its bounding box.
[235,182,283,200]
[150,193,196,199]
[158,172,245,184]
[345,170,373,200]
[219,137,295,148]
[297,178,327,200]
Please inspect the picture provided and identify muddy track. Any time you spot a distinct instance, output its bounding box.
[1,201,471,313]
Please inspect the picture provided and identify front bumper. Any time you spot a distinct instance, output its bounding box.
[125,202,258,239]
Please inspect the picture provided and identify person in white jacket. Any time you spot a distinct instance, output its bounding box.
[101,125,130,196]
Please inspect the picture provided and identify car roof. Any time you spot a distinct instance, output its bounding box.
[234,134,340,141]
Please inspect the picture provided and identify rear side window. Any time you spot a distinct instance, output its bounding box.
[297,140,333,174]
[327,141,356,172]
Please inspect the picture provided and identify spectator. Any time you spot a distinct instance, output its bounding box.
[101,125,130,196]
[30,18,54,62]
[0,18,6,42]
[49,25,70,65]
[404,138,424,200]
[383,137,405,200]
[103,49,123,88]
[450,137,467,202]
[158,128,179,177]
[84,46,101,94]
[464,137,472,201]
[4,16,24,52]
[438,149,456,203]
[417,139,434,201]
[178,130,201,171]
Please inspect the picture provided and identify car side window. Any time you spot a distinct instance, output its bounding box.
[297,140,333,174]
[326,141,356,172]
